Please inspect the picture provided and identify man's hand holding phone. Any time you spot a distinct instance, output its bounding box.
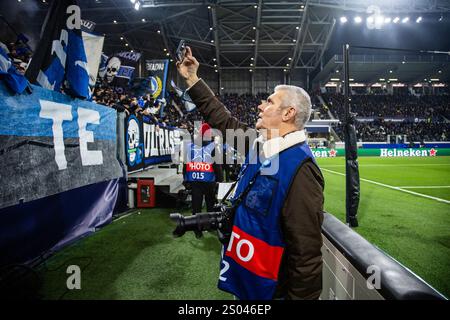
[176,45,200,88]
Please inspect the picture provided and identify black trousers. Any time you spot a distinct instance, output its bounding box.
[191,182,216,214]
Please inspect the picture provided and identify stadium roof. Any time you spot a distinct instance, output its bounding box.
[313,53,450,85]
[5,0,450,74]
[72,0,337,71]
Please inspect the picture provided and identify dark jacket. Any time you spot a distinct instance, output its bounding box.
[188,79,324,300]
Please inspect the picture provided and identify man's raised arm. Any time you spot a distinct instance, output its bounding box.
[176,47,253,136]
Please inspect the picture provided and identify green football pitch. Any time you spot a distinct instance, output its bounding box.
[37,156,450,299]
[318,155,450,299]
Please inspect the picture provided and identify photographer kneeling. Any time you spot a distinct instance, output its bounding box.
[175,47,324,300]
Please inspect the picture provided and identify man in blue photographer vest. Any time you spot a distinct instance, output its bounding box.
[184,122,222,218]
[177,47,324,300]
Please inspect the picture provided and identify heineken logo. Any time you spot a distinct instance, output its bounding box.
[312,149,338,158]
[310,147,442,158]
[380,148,437,157]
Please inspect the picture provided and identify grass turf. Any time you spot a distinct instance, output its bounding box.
[37,209,232,300]
[317,155,450,298]
[37,156,450,299]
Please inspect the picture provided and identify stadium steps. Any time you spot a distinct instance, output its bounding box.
[330,127,342,142]
[160,174,184,194]
[318,95,337,120]
[128,167,185,194]
[171,184,185,194]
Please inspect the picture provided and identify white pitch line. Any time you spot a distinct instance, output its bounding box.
[398,186,450,189]
[320,164,450,168]
[321,168,450,205]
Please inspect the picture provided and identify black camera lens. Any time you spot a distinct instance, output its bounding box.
[170,212,220,237]
[170,206,234,243]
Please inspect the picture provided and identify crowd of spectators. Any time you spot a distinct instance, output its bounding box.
[91,83,449,142]
[322,93,450,121]
[333,120,448,142]
[0,39,31,74]
[320,93,449,142]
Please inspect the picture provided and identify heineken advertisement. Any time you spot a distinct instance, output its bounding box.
[310,148,450,158]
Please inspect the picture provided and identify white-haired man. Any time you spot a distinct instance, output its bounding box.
[177,47,324,300]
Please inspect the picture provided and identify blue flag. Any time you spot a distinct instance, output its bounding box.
[25,0,90,99]
[0,47,29,94]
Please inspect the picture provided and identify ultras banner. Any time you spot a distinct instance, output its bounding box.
[125,114,181,173]
[0,82,123,209]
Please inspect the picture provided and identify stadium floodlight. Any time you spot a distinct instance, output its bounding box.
[393,17,400,23]
[384,17,392,24]
[367,16,374,23]
[375,16,384,25]
[354,16,362,24]
[402,17,409,23]
[416,16,422,23]
[340,16,348,23]
[134,1,141,10]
